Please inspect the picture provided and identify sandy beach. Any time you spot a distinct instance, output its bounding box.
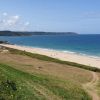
[0,44,100,68]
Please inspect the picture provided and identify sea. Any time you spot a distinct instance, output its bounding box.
[0,34,100,57]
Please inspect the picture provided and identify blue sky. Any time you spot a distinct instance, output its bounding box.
[0,0,100,34]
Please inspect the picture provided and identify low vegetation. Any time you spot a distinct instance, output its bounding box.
[1,47,100,100]
[6,47,100,72]
[0,63,91,100]
[96,73,100,97]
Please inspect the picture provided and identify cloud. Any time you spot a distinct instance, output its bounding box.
[24,22,30,26]
[13,15,19,20]
[0,12,30,31]
[3,12,8,16]
[1,15,20,27]
[6,15,20,26]
[20,22,30,31]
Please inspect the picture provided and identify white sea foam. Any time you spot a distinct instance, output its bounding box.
[17,44,100,59]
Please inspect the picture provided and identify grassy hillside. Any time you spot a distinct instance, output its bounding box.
[0,63,91,100]
[96,73,100,97]
[1,47,100,100]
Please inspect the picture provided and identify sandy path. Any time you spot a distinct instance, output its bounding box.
[83,72,99,100]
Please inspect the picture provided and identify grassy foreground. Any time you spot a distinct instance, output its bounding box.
[6,47,100,72]
[0,63,92,100]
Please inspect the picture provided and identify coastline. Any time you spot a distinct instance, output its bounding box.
[0,44,100,68]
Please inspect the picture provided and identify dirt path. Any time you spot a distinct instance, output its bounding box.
[83,72,99,100]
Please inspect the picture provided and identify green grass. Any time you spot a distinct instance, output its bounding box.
[7,47,100,72]
[0,63,91,100]
[95,74,100,97]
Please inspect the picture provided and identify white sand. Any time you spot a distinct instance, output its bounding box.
[0,44,100,68]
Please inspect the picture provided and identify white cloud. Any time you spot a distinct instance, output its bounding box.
[24,22,30,26]
[0,19,5,24]
[21,22,30,31]
[4,15,20,26]
[0,13,31,31]
[13,15,19,19]
[3,12,8,16]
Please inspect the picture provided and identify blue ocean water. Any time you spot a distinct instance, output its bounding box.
[0,34,100,57]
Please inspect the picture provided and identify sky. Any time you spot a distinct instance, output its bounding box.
[0,0,100,34]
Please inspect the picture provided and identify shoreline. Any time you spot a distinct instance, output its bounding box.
[0,44,100,68]
[21,45,100,60]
